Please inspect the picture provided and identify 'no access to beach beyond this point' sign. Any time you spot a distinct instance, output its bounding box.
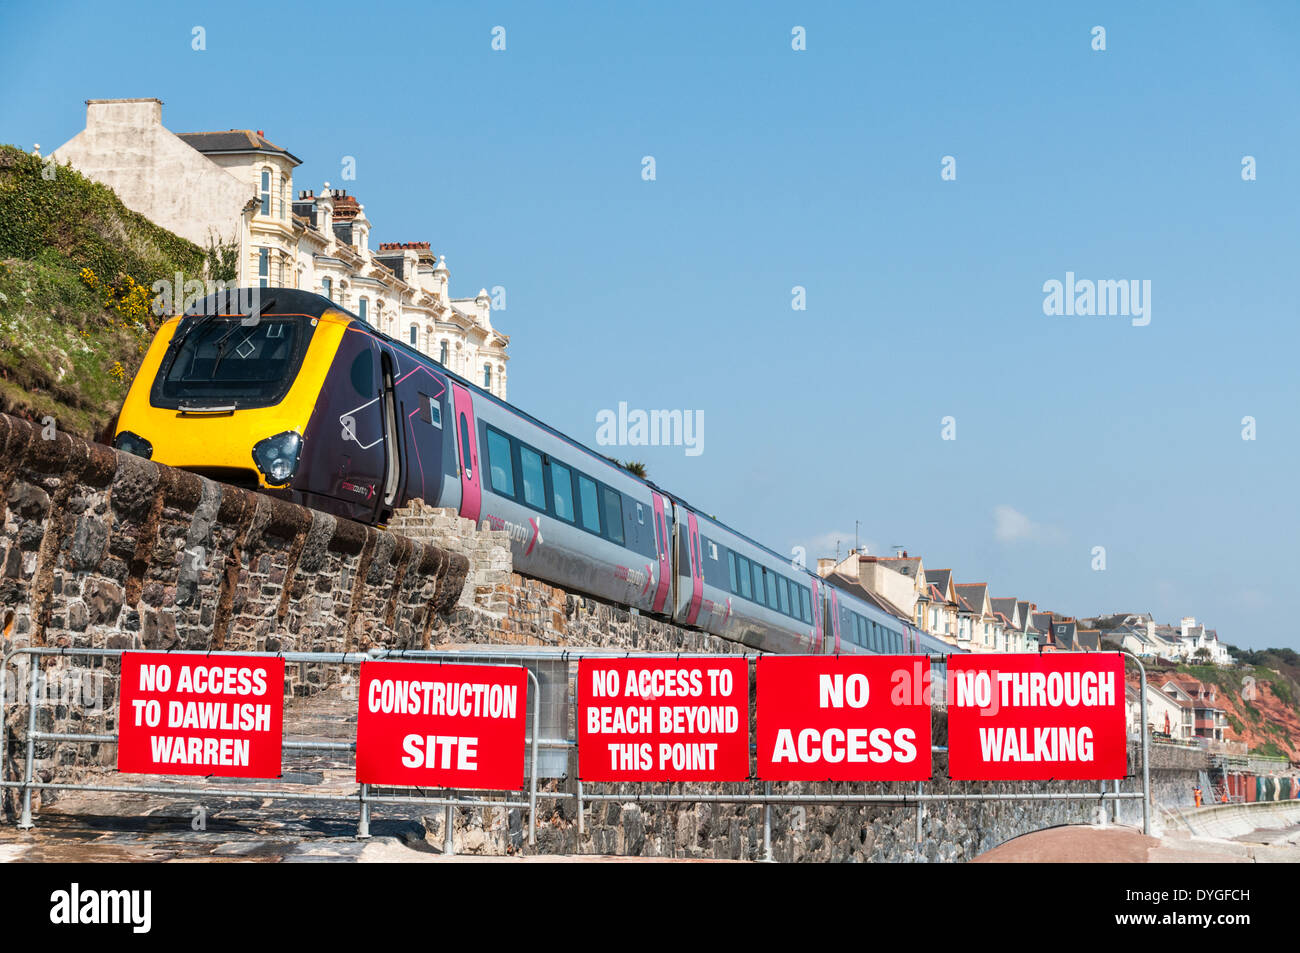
[577,657,749,782]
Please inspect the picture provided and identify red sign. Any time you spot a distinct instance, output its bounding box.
[757,656,931,781]
[117,652,284,778]
[946,654,1127,780]
[355,661,528,790]
[578,658,749,782]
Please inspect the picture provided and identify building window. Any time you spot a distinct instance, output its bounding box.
[358,298,368,322]
[258,247,269,288]
[322,277,332,300]
[409,325,418,346]
[439,341,448,365]
[260,170,271,216]
[483,363,492,388]
[279,179,286,219]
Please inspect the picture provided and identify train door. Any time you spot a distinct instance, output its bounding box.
[377,351,403,519]
[684,512,704,625]
[331,332,387,521]
[830,587,842,653]
[449,382,481,524]
[812,577,824,652]
[649,491,672,614]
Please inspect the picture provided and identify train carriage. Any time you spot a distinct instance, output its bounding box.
[115,288,959,658]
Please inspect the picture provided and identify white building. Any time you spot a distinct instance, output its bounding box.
[51,98,510,398]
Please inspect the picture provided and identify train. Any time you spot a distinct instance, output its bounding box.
[114,288,957,658]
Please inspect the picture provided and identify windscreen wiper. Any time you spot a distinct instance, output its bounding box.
[209,297,277,378]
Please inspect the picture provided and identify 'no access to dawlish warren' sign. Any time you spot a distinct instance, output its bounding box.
[117,653,285,778]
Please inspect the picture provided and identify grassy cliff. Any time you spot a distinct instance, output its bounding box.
[1174,655,1300,759]
[0,144,207,440]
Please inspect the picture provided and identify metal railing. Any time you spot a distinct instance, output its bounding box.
[1,645,1152,859]
[0,645,542,850]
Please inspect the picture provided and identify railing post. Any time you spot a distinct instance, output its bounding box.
[576,778,584,844]
[443,801,455,856]
[0,649,11,797]
[762,781,773,863]
[1125,650,1152,836]
[1139,659,1151,836]
[916,781,925,850]
[356,783,371,839]
[527,669,539,849]
[18,652,39,830]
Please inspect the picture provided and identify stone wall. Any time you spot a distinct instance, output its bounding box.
[0,450,1211,858]
[0,413,467,815]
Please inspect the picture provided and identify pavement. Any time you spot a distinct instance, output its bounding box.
[973,820,1300,863]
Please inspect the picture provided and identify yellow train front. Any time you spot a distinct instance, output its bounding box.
[115,287,418,524]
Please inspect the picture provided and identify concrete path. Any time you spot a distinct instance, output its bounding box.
[974,822,1300,863]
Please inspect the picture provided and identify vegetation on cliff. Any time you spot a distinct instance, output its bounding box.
[1173,652,1300,759]
[0,144,206,440]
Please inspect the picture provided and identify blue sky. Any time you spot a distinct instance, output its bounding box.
[2,1,1297,648]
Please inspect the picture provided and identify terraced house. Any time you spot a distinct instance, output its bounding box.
[50,98,510,397]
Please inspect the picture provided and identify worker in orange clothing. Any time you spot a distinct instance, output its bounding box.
[1193,786,1203,807]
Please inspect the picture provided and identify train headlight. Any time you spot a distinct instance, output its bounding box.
[251,431,303,486]
[114,431,153,459]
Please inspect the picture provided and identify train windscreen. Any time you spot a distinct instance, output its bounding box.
[152,316,311,409]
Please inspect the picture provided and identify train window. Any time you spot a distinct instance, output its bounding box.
[417,392,442,428]
[727,552,738,593]
[550,461,575,522]
[159,318,303,406]
[350,351,374,396]
[519,446,545,510]
[737,557,752,600]
[778,578,790,616]
[486,429,515,497]
[763,570,776,609]
[800,588,811,624]
[602,487,624,545]
[458,414,472,478]
[751,564,764,607]
[578,475,601,534]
